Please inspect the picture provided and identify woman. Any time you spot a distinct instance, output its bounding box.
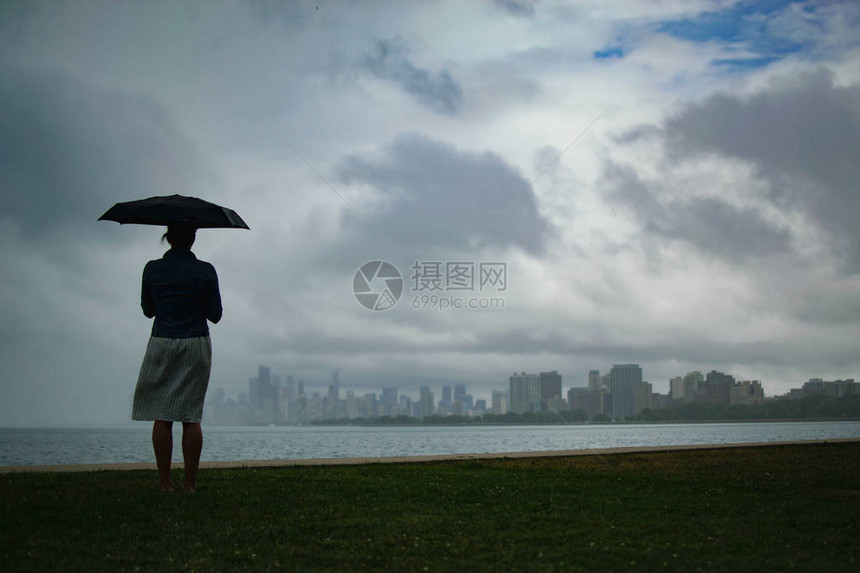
[132,223,222,492]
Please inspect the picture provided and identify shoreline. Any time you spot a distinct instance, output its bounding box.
[3,416,860,431]
[3,437,858,474]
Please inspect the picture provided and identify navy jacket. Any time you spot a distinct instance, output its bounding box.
[141,248,222,338]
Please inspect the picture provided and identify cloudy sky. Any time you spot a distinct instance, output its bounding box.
[2,0,860,426]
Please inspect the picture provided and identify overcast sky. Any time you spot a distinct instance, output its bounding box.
[2,0,860,426]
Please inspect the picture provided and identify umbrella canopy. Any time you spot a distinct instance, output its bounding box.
[98,194,250,229]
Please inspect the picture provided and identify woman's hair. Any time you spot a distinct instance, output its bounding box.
[162,224,196,248]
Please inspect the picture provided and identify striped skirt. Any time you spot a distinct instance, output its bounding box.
[132,336,212,423]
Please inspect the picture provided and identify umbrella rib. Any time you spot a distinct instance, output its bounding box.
[259,114,387,245]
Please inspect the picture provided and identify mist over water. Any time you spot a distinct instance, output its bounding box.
[2,421,859,467]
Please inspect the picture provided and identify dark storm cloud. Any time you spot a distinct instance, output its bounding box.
[335,133,553,255]
[363,39,463,115]
[663,68,860,271]
[604,67,860,269]
[603,161,792,263]
[0,68,214,244]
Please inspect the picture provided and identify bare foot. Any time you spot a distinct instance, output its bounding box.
[160,483,174,492]
[184,485,196,493]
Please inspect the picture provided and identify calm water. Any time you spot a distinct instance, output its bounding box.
[2,421,859,467]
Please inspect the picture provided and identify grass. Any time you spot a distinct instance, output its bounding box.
[2,443,859,572]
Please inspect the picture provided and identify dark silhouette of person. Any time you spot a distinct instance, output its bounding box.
[131,223,222,492]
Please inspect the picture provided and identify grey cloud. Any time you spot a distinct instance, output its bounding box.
[492,0,538,17]
[363,39,463,115]
[611,124,662,145]
[0,67,219,360]
[0,68,215,246]
[663,67,860,270]
[335,133,553,256]
[603,162,792,263]
[437,325,822,376]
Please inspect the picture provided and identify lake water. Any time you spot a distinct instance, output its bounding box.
[2,421,859,467]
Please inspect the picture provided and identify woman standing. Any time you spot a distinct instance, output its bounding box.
[132,223,222,492]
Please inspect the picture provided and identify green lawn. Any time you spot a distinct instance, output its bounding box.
[2,443,859,572]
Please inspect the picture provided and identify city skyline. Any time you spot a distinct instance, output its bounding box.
[204,363,852,425]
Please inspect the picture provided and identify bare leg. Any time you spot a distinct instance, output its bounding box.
[182,422,203,492]
[152,421,174,492]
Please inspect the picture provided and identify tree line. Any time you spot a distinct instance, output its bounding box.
[310,394,860,425]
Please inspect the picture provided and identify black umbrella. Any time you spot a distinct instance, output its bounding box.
[98,194,250,229]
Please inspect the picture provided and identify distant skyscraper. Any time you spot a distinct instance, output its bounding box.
[638,380,653,412]
[539,371,562,412]
[670,376,684,401]
[454,384,466,402]
[704,370,735,405]
[250,365,275,410]
[731,380,764,405]
[568,386,603,420]
[399,395,413,417]
[417,386,435,418]
[509,372,540,414]
[328,370,341,402]
[610,364,643,419]
[380,386,398,415]
[248,365,279,422]
[491,390,508,415]
[285,375,297,401]
[442,385,452,402]
[588,370,601,391]
[683,371,704,403]
[436,385,454,416]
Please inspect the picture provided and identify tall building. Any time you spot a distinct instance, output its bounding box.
[442,385,452,402]
[539,371,562,412]
[284,375,297,401]
[398,395,413,417]
[703,370,735,405]
[800,378,856,398]
[328,370,340,403]
[569,387,604,420]
[436,385,454,416]
[249,365,277,417]
[683,371,704,404]
[380,386,398,416]
[491,390,508,415]
[509,372,540,414]
[609,364,643,419]
[417,386,435,418]
[670,376,685,401]
[588,370,601,391]
[359,393,377,418]
[637,381,653,412]
[731,380,764,405]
